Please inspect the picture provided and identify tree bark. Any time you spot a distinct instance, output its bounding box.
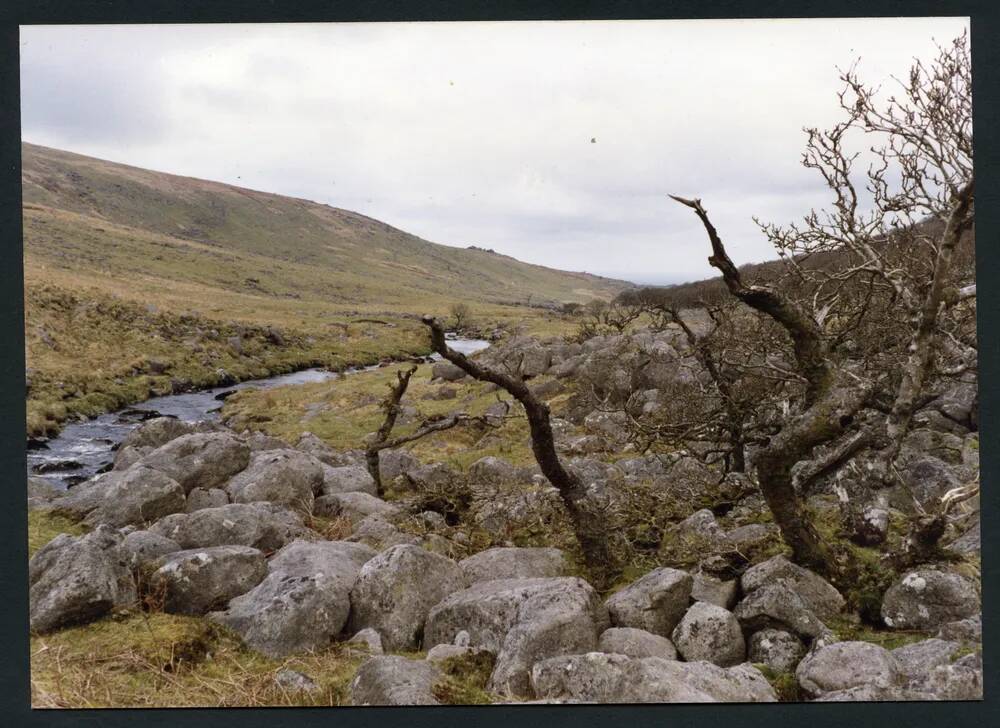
[671,195,872,574]
[365,366,417,495]
[422,315,616,587]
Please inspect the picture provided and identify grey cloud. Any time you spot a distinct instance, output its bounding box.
[19,18,970,284]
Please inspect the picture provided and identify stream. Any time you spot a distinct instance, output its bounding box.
[27,336,490,490]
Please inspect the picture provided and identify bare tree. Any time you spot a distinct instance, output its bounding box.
[449,302,473,331]
[671,195,872,573]
[573,299,643,341]
[666,33,975,576]
[422,314,616,586]
[364,364,471,495]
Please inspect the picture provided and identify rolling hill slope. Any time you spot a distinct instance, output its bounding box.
[22,142,631,437]
[22,143,629,314]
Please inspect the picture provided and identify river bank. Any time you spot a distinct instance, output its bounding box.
[28,336,488,489]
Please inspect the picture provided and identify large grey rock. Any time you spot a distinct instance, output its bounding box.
[347,627,384,654]
[459,547,570,585]
[350,656,441,705]
[377,449,420,484]
[949,521,980,555]
[113,445,152,472]
[549,354,583,379]
[881,569,979,630]
[892,456,961,513]
[891,639,961,682]
[424,577,609,698]
[741,555,845,619]
[348,545,466,651]
[320,465,378,497]
[86,466,186,528]
[27,476,60,509]
[185,487,229,513]
[47,478,106,520]
[559,435,609,455]
[149,502,309,551]
[598,627,677,660]
[908,661,983,700]
[724,523,780,552]
[668,508,728,543]
[934,382,978,429]
[936,614,982,643]
[120,416,201,451]
[734,582,830,639]
[530,653,776,703]
[140,432,250,494]
[405,462,460,490]
[225,450,322,511]
[691,573,738,609]
[468,456,522,484]
[151,545,267,615]
[748,628,806,673]
[814,684,919,702]
[583,410,629,444]
[242,431,289,452]
[605,568,693,638]
[483,400,512,426]
[121,529,181,569]
[295,432,357,466]
[53,466,186,528]
[478,337,552,379]
[900,429,966,465]
[672,602,745,667]
[313,492,401,522]
[210,539,376,657]
[431,361,466,382]
[796,641,901,699]
[29,526,137,633]
[347,514,420,549]
[530,652,642,703]
[472,485,565,536]
[616,454,671,481]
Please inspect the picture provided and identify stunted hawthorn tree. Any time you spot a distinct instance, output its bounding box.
[364,364,484,495]
[422,314,616,587]
[573,299,644,341]
[670,33,975,578]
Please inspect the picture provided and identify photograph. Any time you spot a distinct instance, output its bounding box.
[20,16,982,707]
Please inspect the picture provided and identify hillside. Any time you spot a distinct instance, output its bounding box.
[22,143,629,314]
[22,143,631,437]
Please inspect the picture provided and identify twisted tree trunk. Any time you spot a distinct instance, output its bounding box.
[422,316,616,587]
[365,364,468,495]
[671,195,871,574]
[365,366,417,494]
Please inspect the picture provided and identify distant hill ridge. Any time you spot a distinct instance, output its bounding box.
[21,142,631,311]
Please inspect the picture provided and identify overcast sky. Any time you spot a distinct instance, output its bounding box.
[20,18,969,284]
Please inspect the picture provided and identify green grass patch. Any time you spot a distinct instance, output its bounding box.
[826,615,932,650]
[432,650,498,705]
[752,664,801,702]
[28,510,87,558]
[30,612,368,708]
[222,361,541,468]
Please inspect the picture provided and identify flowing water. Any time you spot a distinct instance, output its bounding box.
[27,336,489,490]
